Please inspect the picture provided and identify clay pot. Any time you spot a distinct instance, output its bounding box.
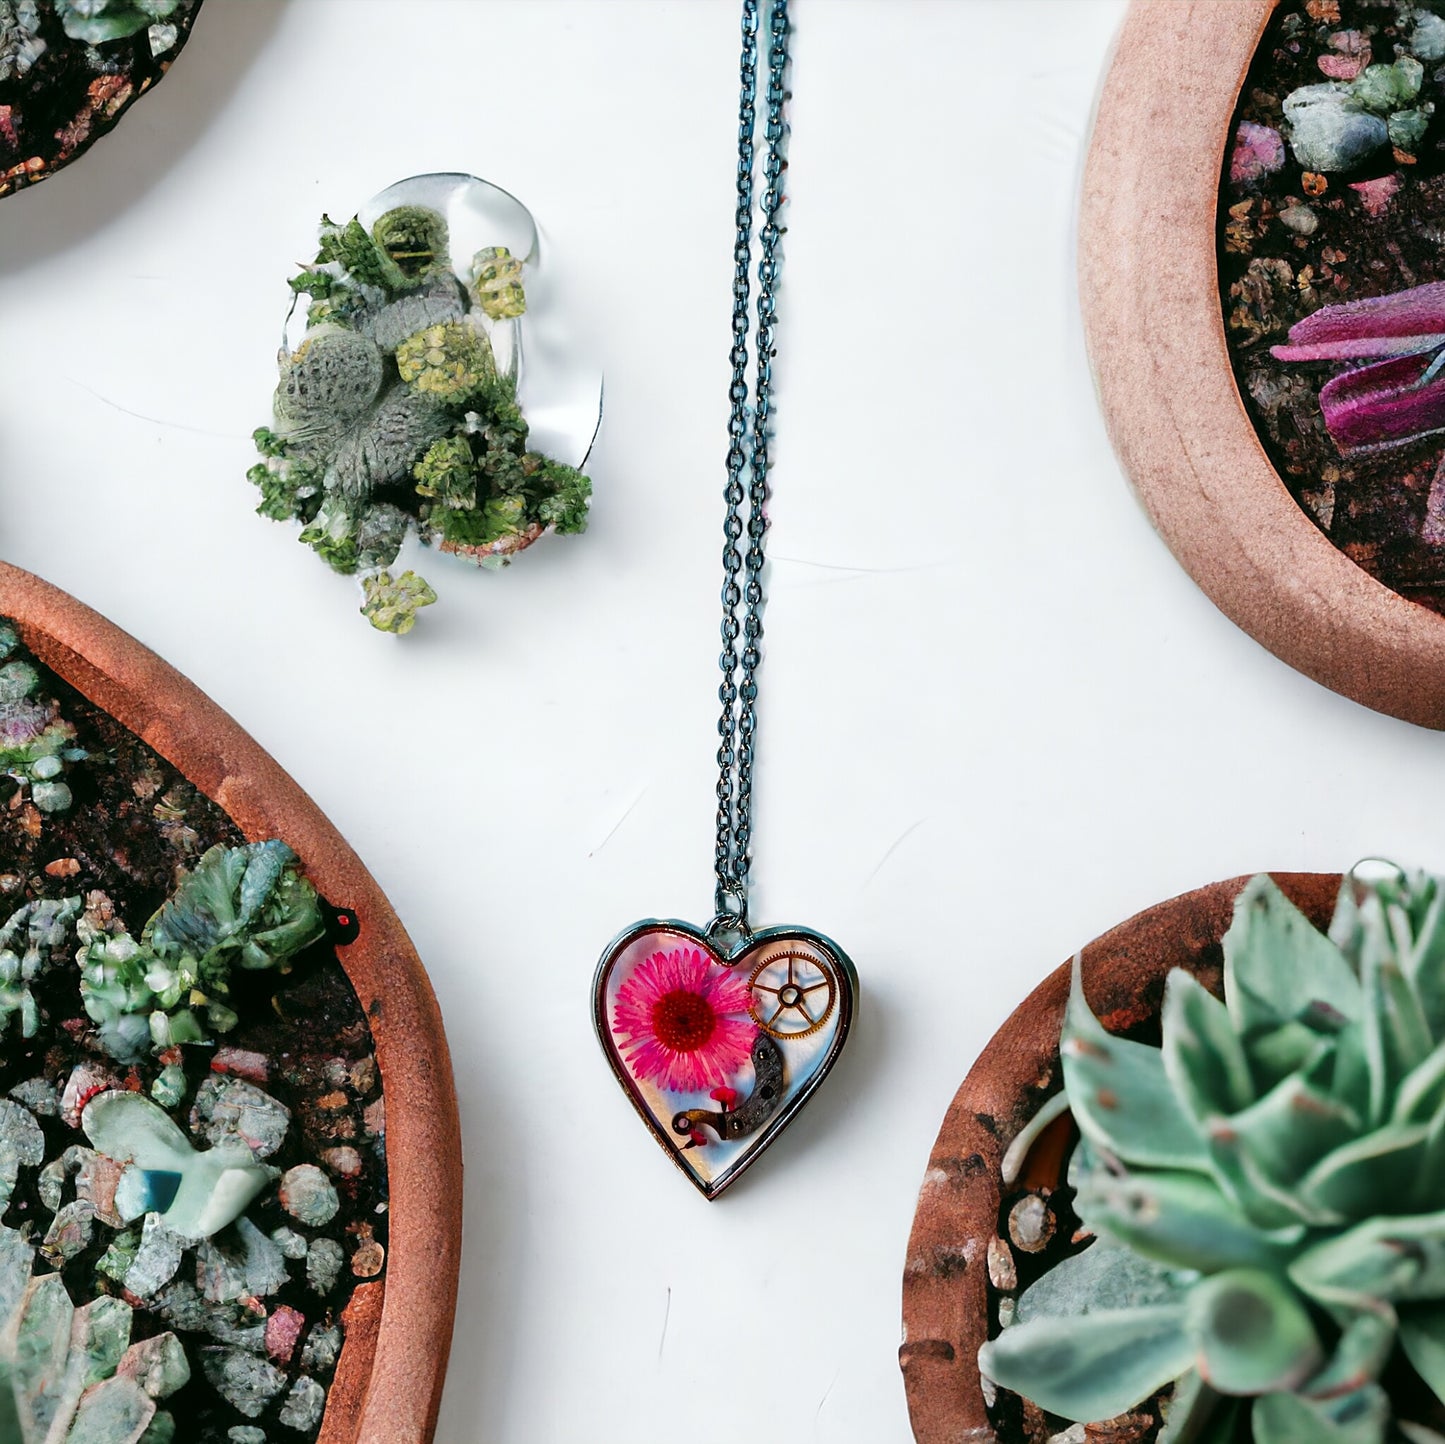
[899,872,1342,1444]
[1078,0,1445,730]
[0,562,461,1444]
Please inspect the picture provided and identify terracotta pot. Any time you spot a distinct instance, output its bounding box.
[899,872,1341,1444]
[1078,0,1445,730]
[0,562,461,1444]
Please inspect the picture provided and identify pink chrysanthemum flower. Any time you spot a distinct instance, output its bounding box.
[613,947,757,1094]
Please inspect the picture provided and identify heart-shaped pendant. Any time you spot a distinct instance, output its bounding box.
[593,919,857,1199]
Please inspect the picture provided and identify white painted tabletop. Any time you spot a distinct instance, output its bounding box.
[10,3,1437,1440]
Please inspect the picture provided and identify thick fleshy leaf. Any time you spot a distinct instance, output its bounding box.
[1394,1045,1445,1126]
[1077,1168,1304,1274]
[1330,1022,1374,1120]
[1272,281,1445,360]
[1316,351,1445,455]
[1016,1238,1191,1323]
[1291,1210,1445,1304]
[1224,877,1362,1040]
[1208,1116,1345,1230]
[1360,898,1435,1124]
[1185,1268,1323,1396]
[1400,1303,1445,1405]
[1061,958,1209,1172]
[1222,1075,1360,1188]
[1399,1422,1445,1444]
[1247,1020,1336,1096]
[1298,1123,1430,1218]
[1159,1375,1240,1444]
[1302,1307,1396,1398]
[1253,1385,1389,1444]
[977,1305,1194,1424]
[1162,970,1254,1121]
[1405,884,1445,1040]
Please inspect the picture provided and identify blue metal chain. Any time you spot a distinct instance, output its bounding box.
[714,0,789,931]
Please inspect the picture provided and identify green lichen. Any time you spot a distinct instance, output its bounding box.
[251,201,593,631]
[359,571,435,635]
[980,868,1445,1444]
[414,435,479,511]
[395,320,495,403]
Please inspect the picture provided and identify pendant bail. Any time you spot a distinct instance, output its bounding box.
[708,878,751,946]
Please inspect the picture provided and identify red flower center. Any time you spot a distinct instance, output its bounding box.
[650,988,717,1053]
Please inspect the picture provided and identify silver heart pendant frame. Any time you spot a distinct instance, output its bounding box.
[593,919,858,1200]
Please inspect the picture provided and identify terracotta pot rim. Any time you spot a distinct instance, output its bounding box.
[899,870,1343,1444]
[1079,0,1445,730]
[0,562,461,1444]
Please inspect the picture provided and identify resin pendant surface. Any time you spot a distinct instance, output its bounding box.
[594,920,856,1199]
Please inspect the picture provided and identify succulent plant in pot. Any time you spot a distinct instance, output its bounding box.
[965,869,1445,1444]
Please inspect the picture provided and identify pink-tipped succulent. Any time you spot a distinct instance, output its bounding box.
[1272,281,1445,453]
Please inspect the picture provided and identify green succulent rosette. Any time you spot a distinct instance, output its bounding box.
[980,869,1445,1444]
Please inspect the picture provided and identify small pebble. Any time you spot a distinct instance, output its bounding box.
[1279,203,1318,235]
[211,1049,269,1085]
[278,1377,326,1433]
[270,1226,308,1260]
[306,1238,343,1295]
[997,1296,1018,1328]
[228,1431,266,1444]
[321,1146,362,1179]
[43,855,79,876]
[279,1165,339,1227]
[1007,1194,1055,1254]
[987,1235,1017,1291]
[190,1077,291,1159]
[265,1306,305,1367]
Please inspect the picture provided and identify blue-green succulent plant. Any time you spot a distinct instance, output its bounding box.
[80,841,325,1060]
[979,870,1445,1444]
[0,625,86,813]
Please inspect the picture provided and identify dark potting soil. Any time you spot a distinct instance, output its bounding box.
[0,623,387,1442]
[1220,0,1445,615]
[0,1,201,199]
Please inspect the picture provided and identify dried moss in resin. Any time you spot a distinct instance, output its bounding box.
[251,202,592,634]
[980,869,1445,1444]
[0,622,387,1441]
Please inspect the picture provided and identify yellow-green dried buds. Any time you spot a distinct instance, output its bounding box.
[395,321,496,403]
[360,571,436,635]
[469,246,527,320]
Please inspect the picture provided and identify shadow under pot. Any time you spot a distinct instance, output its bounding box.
[0,562,459,1443]
[902,868,1445,1444]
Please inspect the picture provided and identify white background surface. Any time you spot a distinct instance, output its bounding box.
[7,2,1441,1441]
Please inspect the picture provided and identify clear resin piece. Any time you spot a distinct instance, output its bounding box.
[594,923,856,1199]
[253,173,603,634]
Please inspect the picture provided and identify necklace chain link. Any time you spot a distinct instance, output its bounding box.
[713,0,789,929]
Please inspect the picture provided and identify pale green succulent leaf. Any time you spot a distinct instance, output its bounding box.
[1253,1384,1389,1444]
[1247,1020,1337,1095]
[1016,1237,1193,1323]
[1300,1306,1396,1399]
[1362,917,1435,1125]
[1403,882,1445,1040]
[1394,1044,1445,1126]
[1184,1268,1323,1396]
[1076,1167,1304,1274]
[1298,1122,1430,1218]
[1224,876,1362,1041]
[1400,1422,1445,1444]
[1290,1210,1445,1305]
[1159,1375,1241,1444]
[1061,957,1210,1173]
[976,1305,1194,1424]
[1219,1074,1360,1189]
[1400,1303,1445,1406]
[1207,1116,1345,1230]
[1162,969,1255,1120]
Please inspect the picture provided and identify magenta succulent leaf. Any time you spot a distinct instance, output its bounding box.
[1271,281,1445,453]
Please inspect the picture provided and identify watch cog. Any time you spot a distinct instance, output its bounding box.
[747,946,838,1040]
